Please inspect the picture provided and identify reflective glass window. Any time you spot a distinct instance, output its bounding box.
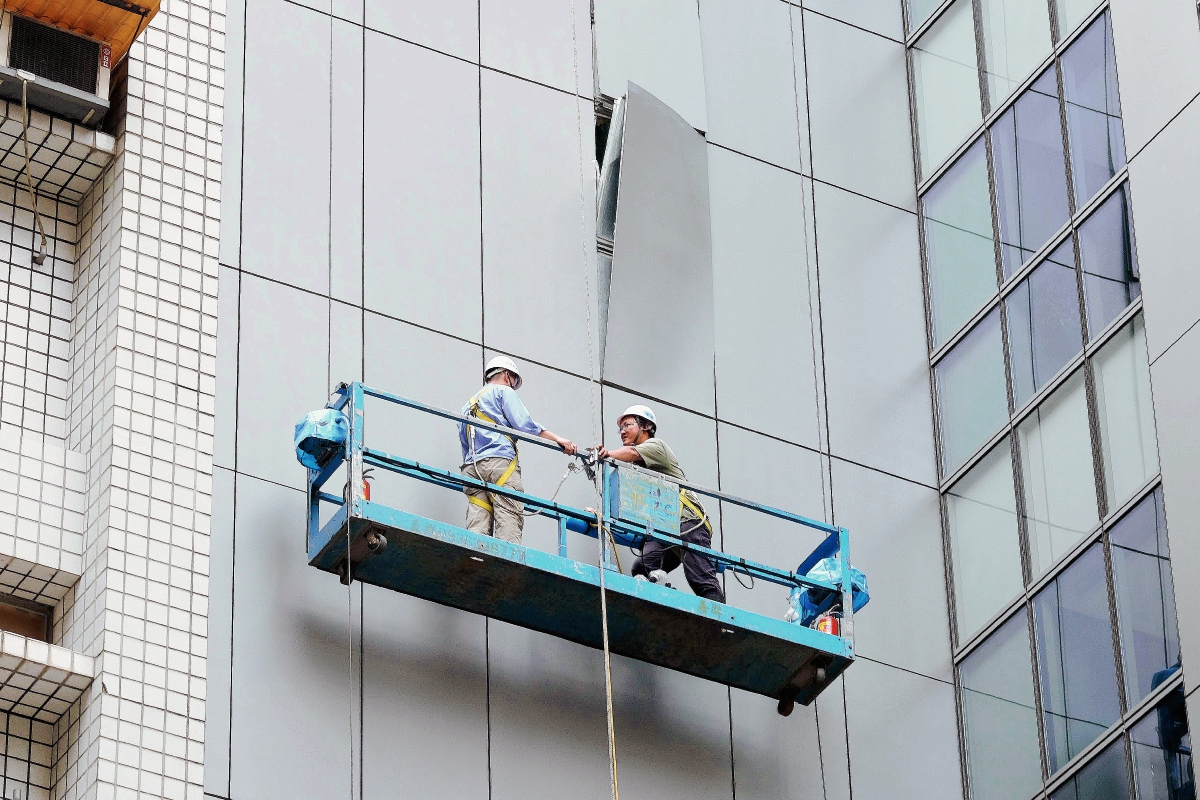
[1050,738,1131,800]
[1007,236,1084,407]
[947,438,1024,638]
[980,0,1052,106]
[913,0,983,177]
[1081,185,1139,338]
[1111,488,1180,709]
[1062,13,1125,207]
[993,68,1072,277]
[1057,0,1104,43]
[924,140,998,345]
[937,310,1009,474]
[909,0,948,33]
[1034,544,1122,773]
[1019,369,1098,576]
[1131,688,1194,800]
[1093,315,1158,507]
[961,613,1043,800]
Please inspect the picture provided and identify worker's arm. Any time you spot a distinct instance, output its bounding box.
[539,430,578,455]
[597,445,643,463]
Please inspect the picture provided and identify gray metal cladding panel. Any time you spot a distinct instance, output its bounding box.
[228,474,356,800]
[844,658,962,800]
[609,659,733,800]
[698,0,803,172]
[480,0,594,96]
[213,265,239,471]
[801,0,903,44]
[240,0,330,296]
[831,458,952,682]
[730,688,826,799]
[486,620,611,800]
[235,275,330,491]
[1127,98,1200,362]
[709,147,819,448]
[481,71,595,378]
[804,10,915,211]
[364,0,479,63]
[815,181,936,485]
[813,676,852,800]
[1148,325,1200,701]
[592,0,707,131]
[1108,0,1200,156]
[361,583,490,800]
[362,32,482,344]
[202,466,235,798]
[330,19,364,306]
[605,82,716,416]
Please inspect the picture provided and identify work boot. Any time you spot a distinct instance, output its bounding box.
[649,569,672,588]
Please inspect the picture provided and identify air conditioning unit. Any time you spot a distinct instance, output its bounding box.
[0,12,110,126]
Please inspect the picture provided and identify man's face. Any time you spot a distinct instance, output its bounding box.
[618,416,642,446]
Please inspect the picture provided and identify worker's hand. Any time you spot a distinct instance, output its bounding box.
[558,437,578,456]
[597,446,610,460]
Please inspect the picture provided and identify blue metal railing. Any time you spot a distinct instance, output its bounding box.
[306,381,856,646]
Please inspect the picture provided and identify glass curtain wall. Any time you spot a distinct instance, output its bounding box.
[905,1,1188,798]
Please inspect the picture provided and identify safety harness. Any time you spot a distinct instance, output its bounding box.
[465,387,518,513]
[679,490,712,533]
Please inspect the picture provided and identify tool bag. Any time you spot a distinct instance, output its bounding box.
[294,408,349,470]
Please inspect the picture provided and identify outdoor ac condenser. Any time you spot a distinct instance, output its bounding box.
[0,12,110,126]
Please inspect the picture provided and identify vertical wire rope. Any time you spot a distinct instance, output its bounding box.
[570,2,619,797]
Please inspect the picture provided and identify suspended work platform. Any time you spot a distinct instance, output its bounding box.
[302,383,864,714]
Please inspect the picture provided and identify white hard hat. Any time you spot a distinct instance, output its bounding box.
[484,355,522,389]
[619,404,656,427]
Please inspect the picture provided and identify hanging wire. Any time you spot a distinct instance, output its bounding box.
[570,0,620,796]
[18,80,49,266]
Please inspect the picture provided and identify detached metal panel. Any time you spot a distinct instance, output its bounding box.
[604,81,717,414]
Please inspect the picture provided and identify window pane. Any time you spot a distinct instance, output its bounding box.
[961,613,1043,800]
[947,438,1024,638]
[993,68,1072,277]
[980,0,1052,106]
[1019,369,1098,575]
[1062,12,1125,207]
[1057,0,1103,41]
[1081,185,1139,338]
[924,140,998,345]
[910,0,948,32]
[937,310,1009,474]
[1034,544,1122,773]
[1094,315,1158,506]
[1131,686,1194,800]
[1007,236,1084,407]
[1050,739,1131,800]
[913,0,983,177]
[1111,488,1180,709]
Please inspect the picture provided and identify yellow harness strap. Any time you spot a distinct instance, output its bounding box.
[679,490,712,532]
[465,389,519,514]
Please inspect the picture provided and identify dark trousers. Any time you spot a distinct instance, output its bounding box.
[632,518,726,603]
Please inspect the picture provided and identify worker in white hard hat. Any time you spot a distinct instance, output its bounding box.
[598,405,725,603]
[459,356,577,544]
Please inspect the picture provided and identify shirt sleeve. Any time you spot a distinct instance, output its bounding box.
[633,439,671,470]
[498,387,544,436]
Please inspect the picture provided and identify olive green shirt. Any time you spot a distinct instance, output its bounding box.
[633,437,707,523]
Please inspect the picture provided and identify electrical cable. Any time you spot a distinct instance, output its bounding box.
[570,1,620,797]
[18,79,48,266]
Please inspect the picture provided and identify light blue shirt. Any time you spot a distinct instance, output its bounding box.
[459,384,543,465]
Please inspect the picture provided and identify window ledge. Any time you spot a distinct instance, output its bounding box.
[0,630,94,723]
[0,100,114,205]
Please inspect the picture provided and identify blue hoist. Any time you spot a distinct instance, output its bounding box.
[297,382,868,716]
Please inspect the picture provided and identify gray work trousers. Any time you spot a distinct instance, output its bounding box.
[462,457,525,543]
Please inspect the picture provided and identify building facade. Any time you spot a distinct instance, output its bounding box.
[0,0,1193,798]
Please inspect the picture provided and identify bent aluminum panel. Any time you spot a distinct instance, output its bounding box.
[309,501,852,705]
[603,82,716,414]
